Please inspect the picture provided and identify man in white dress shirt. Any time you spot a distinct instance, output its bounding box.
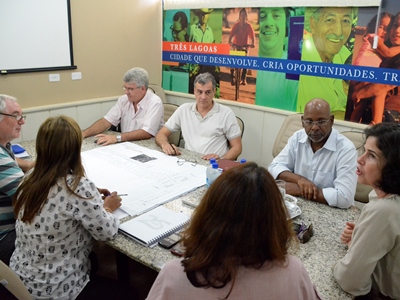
[268,98,357,208]
[82,67,164,145]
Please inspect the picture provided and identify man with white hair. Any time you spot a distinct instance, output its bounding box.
[82,67,164,145]
[0,94,33,265]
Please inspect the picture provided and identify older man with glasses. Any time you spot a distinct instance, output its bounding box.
[0,94,33,265]
[82,67,164,145]
[268,98,357,208]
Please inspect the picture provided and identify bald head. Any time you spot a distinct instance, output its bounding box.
[304,98,331,116]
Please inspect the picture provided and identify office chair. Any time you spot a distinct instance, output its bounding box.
[163,103,181,146]
[148,84,167,103]
[0,260,31,300]
[236,116,244,138]
[272,113,302,157]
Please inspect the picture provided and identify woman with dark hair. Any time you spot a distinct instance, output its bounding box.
[147,163,321,299]
[171,11,189,42]
[333,123,400,299]
[10,116,123,299]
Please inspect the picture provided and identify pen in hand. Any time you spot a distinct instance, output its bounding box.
[104,193,128,197]
[170,143,176,155]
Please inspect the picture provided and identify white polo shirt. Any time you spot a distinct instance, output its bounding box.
[165,102,241,157]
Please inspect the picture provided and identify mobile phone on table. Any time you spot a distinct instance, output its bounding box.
[158,232,182,249]
[170,243,184,257]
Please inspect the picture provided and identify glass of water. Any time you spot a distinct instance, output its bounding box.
[275,180,286,199]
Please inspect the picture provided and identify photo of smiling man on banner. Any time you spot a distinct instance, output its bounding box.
[255,7,301,111]
[297,7,357,119]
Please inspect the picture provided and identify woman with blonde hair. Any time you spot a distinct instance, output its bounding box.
[147,162,320,299]
[10,116,123,299]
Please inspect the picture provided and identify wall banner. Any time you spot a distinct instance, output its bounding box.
[162,4,400,124]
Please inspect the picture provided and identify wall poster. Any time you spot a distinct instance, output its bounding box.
[162,1,400,125]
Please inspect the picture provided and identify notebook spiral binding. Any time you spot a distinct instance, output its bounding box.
[149,221,188,245]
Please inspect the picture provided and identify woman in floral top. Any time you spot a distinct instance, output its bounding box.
[10,116,122,299]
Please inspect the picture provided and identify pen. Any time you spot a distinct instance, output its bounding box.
[104,193,128,197]
[170,143,176,155]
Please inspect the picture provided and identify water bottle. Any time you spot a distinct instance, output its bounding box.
[206,163,221,188]
[205,158,216,185]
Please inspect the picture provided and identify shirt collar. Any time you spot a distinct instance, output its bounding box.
[136,90,150,109]
[190,101,219,118]
[299,128,338,152]
[1,142,15,160]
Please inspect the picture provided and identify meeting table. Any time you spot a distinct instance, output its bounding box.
[19,135,361,300]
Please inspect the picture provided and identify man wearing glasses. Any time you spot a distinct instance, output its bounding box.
[268,98,357,208]
[0,94,33,265]
[82,67,164,145]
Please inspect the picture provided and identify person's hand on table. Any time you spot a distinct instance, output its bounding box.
[103,191,122,213]
[161,143,181,156]
[202,153,220,160]
[297,178,318,200]
[340,221,355,247]
[94,134,117,146]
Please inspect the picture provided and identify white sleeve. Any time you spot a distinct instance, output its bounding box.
[322,144,357,208]
[268,135,297,179]
[140,99,164,136]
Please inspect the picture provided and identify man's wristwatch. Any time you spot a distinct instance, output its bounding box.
[116,135,122,143]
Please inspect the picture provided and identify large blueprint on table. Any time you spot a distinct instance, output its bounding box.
[81,142,206,217]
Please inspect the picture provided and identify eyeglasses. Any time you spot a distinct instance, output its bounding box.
[302,119,330,127]
[293,222,314,244]
[177,158,197,166]
[122,86,141,93]
[170,25,184,35]
[0,112,26,121]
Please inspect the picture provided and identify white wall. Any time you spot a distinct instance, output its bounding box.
[18,91,367,168]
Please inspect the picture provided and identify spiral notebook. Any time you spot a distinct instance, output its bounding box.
[118,206,190,247]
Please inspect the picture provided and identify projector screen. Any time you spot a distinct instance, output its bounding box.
[0,0,75,74]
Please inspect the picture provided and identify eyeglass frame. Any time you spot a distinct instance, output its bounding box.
[122,86,142,93]
[301,118,331,127]
[177,158,197,166]
[0,112,26,121]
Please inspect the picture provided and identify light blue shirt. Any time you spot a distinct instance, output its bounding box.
[268,128,357,208]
